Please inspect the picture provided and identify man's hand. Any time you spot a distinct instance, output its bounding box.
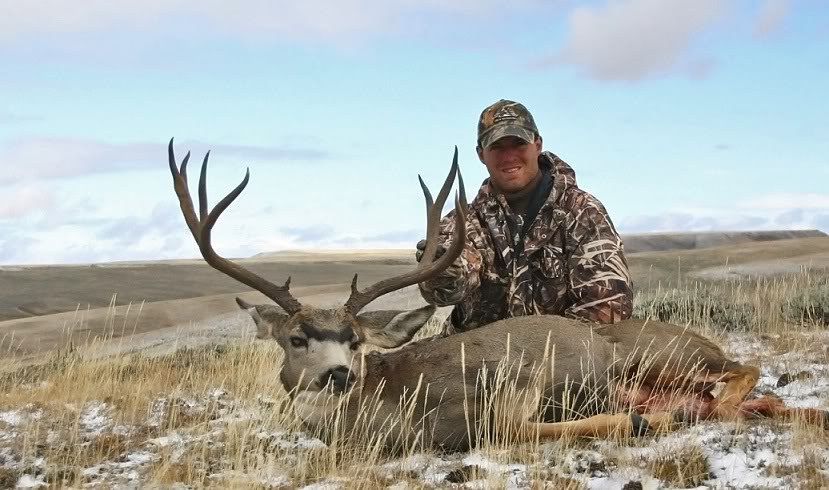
[415,239,447,263]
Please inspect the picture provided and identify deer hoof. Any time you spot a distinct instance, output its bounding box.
[629,413,651,437]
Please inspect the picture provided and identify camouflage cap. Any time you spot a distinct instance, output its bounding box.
[477,99,539,149]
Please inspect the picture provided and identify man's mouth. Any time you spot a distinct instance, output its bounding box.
[501,166,521,175]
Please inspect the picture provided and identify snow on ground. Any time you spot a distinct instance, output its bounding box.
[727,330,829,410]
[1,332,827,488]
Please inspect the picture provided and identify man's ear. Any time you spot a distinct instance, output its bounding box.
[476,145,485,164]
[235,297,290,339]
[534,136,543,152]
[355,305,437,349]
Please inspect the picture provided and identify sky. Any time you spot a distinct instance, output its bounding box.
[1,0,827,265]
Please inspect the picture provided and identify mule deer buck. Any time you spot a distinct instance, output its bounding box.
[168,139,827,452]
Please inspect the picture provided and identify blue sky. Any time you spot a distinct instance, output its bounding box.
[1,0,827,265]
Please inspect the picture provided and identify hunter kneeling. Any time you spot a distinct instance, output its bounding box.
[417,99,632,334]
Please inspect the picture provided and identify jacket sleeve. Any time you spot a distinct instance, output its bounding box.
[563,195,633,324]
[418,209,485,307]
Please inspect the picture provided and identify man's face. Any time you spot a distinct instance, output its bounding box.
[478,136,542,193]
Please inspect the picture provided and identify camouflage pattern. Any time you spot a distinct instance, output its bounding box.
[477,100,539,149]
[419,151,633,334]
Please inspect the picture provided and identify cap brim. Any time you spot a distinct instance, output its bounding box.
[480,125,535,149]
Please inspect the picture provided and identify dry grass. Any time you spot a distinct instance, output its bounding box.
[647,444,710,487]
[634,268,829,334]
[798,450,829,490]
[1,271,828,488]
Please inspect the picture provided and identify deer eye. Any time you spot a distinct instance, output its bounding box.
[290,336,308,349]
[350,338,362,351]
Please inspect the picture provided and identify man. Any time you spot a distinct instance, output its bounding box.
[417,99,633,334]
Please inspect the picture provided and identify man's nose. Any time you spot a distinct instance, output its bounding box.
[319,366,356,394]
[501,149,521,161]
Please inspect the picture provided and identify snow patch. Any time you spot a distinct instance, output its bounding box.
[80,401,112,435]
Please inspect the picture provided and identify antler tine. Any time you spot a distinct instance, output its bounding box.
[168,138,303,315]
[343,148,467,314]
[457,158,467,211]
[198,151,210,224]
[419,146,459,268]
[169,139,201,245]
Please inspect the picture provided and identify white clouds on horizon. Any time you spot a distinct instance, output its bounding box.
[736,193,829,210]
[2,192,827,265]
[0,183,56,219]
[0,217,422,265]
[617,201,829,235]
[0,137,328,186]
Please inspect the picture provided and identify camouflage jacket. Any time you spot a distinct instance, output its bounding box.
[419,151,633,333]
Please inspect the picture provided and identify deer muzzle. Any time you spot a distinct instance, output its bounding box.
[320,366,356,394]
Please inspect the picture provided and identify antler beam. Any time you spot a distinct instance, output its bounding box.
[168,138,303,315]
[343,146,468,314]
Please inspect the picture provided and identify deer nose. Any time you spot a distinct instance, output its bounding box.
[320,366,355,394]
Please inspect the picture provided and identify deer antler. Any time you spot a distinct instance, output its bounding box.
[343,146,468,315]
[168,138,303,315]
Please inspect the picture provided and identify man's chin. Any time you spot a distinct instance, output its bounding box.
[496,180,528,193]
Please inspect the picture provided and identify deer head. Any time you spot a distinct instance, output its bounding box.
[168,139,467,396]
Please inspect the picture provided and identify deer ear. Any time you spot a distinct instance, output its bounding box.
[236,297,290,339]
[355,305,437,348]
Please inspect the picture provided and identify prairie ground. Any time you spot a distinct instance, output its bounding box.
[1,233,828,488]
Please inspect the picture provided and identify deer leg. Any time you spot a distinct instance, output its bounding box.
[711,365,760,419]
[739,396,829,429]
[520,411,679,440]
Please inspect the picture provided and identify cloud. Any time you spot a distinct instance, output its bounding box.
[618,195,829,235]
[0,202,195,265]
[617,212,767,234]
[0,231,35,264]
[0,1,541,45]
[0,183,56,219]
[96,202,185,248]
[280,225,334,243]
[279,225,420,248]
[773,208,804,225]
[754,0,791,38]
[359,229,421,243]
[547,0,732,81]
[737,193,829,210]
[0,137,328,185]
[813,213,829,232]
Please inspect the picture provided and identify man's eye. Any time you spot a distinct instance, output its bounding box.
[290,337,308,348]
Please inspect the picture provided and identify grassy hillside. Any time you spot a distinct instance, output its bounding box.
[627,236,829,289]
[0,259,416,322]
[3,235,827,323]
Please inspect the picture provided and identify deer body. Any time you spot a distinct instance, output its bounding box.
[340,316,618,451]
[167,139,827,453]
[279,315,751,451]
